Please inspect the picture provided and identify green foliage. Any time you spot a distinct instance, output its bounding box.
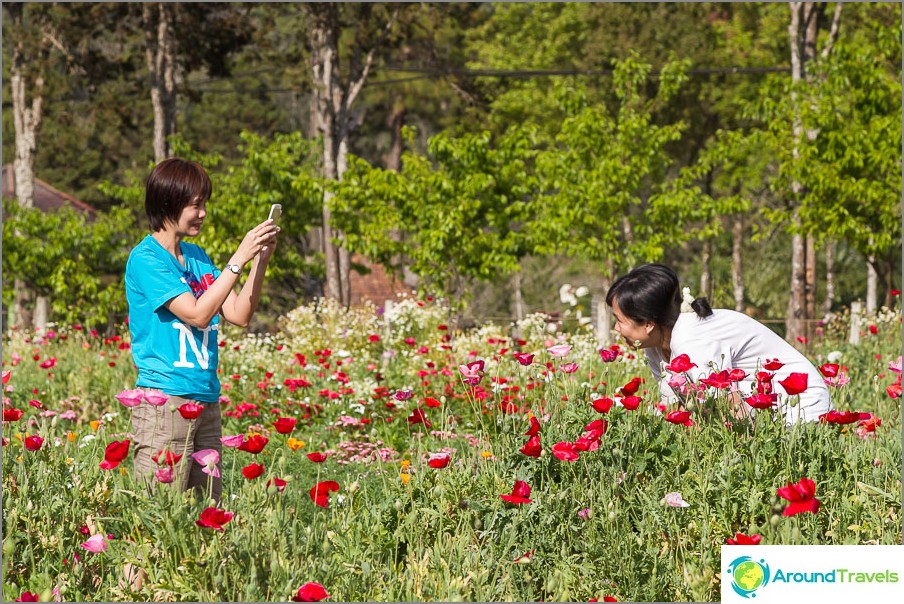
[1,198,135,327]
[332,125,541,301]
[532,57,690,271]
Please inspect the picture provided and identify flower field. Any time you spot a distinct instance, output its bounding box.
[2,297,901,602]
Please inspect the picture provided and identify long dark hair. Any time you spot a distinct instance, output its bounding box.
[605,263,712,328]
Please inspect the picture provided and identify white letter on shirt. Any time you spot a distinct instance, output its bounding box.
[172,322,217,369]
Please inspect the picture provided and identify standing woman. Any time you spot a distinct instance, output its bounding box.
[606,263,833,424]
[125,157,279,503]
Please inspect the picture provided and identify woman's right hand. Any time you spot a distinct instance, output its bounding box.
[234,220,280,266]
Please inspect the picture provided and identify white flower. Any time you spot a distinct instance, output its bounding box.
[663,491,690,508]
[575,285,590,298]
[827,350,843,363]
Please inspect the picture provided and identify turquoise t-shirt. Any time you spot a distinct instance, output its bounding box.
[125,235,222,402]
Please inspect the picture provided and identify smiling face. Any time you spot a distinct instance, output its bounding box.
[170,196,207,238]
[611,297,655,349]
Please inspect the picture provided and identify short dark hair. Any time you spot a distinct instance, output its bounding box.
[145,158,212,232]
[606,263,713,328]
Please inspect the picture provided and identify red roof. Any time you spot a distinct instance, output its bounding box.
[2,164,97,214]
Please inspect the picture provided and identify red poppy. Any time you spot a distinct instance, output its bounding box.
[423,397,441,408]
[368,334,380,343]
[15,592,39,602]
[242,462,264,479]
[620,395,641,410]
[39,358,57,369]
[238,434,269,454]
[745,393,777,409]
[272,417,297,434]
[574,433,601,452]
[407,409,432,428]
[886,381,902,399]
[519,435,542,458]
[727,368,747,382]
[24,435,44,451]
[310,481,340,508]
[779,372,808,395]
[665,410,692,425]
[856,416,882,438]
[427,452,451,468]
[665,354,696,373]
[584,418,608,437]
[598,348,619,363]
[100,439,130,470]
[267,477,287,493]
[195,507,234,530]
[868,324,878,335]
[306,452,328,463]
[177,403,203,420]
[700,370,731,389]
[525,415,541,437]
[892,289,901,296]
[726,532,762,545]
[819,410,871,425]
[620,377,642,396]
[513,352,535,366]
[819,363,839,378]
[552,441,580,462]
[763,359,784,371]
[776,477,820,516]
[3,408,24,422]
[500,479,532,504]
[153,449,183,466]
[1,370,9,384]
[592,397,614,413]
[292,582,330,602]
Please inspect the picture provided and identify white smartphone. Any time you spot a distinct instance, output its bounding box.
[268,203,282,224]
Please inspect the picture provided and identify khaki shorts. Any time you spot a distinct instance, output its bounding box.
[130,395,222,505]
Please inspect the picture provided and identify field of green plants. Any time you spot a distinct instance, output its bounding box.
[2,297,901,602]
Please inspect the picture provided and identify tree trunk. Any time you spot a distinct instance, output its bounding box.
[822,240,835,317]
[33,295,49,330]
[144,3,177,163]
[866,254,877,315]
[731,215,745,312]
[597,258,616,347]
[383,100,406,171]
[804,234,817,341]
[9,3,44,210]
[786,1,833,345]
[786,232,806,344]
[700,239,711,300]
[307,3,399,304]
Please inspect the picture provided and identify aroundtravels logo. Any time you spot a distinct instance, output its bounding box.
[726,556,772,598]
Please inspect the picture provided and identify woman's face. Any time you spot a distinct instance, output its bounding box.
[611,298,655,349]
[172,196,207,238]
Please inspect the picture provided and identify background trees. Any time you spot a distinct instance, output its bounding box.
[2,2,900,337]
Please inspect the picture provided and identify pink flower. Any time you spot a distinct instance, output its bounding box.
[578,507,591,520]
[114,389,145,407]
[221,434,245,448]
[664,492,690,508]
[513,352,535,366]
[155,466,175,483]
[80,534,108,553]
[560,362,579,373]
[458,360,485,385]
[889,356,902,374]
[191,449,221,478]
[547,344,572,358]
[598,348,619,363]
[143,390,170,406]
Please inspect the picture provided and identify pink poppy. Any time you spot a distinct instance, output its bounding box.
[191,449,221,478]
[221,434,245,448]
[80,534,108,553]
[546,344,572,358]
[513,352,535,366]
[114,389,145,407]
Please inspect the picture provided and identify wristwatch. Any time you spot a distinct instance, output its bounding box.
[224,264,241,275]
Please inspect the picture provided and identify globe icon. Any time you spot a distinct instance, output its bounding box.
[734,560,765,592]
